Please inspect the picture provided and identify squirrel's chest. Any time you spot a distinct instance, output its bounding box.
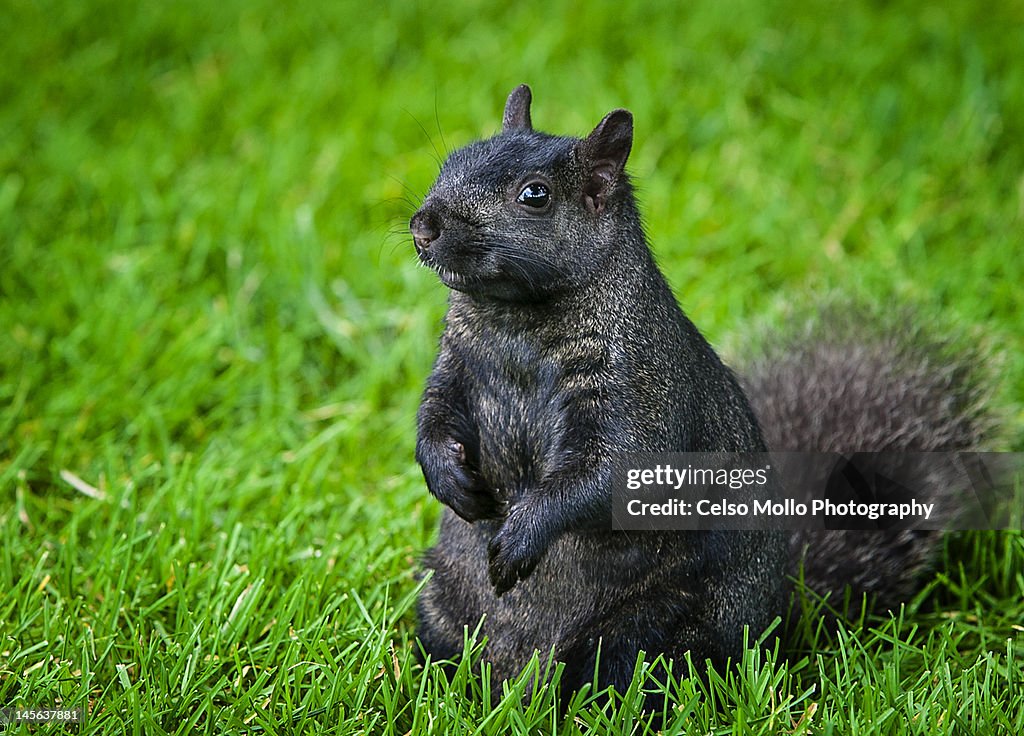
[464,340,567,490]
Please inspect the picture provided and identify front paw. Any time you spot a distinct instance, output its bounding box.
[418,439,502,522]
[487,505,548,596]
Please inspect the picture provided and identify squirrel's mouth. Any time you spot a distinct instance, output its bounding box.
[435,266,484,292]
[419,254,479,291]
[416,244,485,291]
[435,265,465,287]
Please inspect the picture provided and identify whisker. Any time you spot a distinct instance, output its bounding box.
[387,174,425,208]
[434,90,450,156]
[404,108,444,168]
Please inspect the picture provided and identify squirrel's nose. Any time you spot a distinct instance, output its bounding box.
[410,212,440,254]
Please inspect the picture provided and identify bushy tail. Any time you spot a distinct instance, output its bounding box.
[739,311,992,616]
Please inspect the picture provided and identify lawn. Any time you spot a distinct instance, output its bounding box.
[1,0,1023,733]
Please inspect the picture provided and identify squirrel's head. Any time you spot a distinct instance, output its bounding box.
[410,84,634,302]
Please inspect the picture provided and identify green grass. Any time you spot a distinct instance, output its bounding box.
[2,0,1023,732]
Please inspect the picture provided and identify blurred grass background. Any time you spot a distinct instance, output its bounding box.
[1,0,1022,732]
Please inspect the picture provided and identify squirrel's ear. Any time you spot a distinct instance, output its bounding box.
[502,84,533,132]
[580,109,633,214]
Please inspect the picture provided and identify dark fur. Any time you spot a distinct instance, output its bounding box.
[741,320,988,615]
[409,86,985,695]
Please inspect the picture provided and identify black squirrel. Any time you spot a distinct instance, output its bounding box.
[409,85,986,694]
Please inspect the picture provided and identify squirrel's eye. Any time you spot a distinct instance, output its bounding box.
[517,182,550,209]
